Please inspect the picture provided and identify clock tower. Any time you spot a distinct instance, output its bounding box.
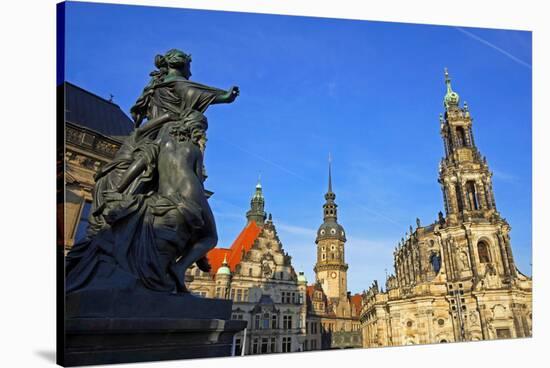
[314,157,348,299]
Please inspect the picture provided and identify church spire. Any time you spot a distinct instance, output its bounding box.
[316,155,345,243]
[328,153,333,193]
[323,154,337,220]
[246,176,266,225]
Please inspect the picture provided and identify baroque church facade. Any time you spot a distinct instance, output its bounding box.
[186,182,310,355]
[359,70,532,347]
[305,163,363,349]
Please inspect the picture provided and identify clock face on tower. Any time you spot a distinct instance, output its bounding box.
[331,272,337,279]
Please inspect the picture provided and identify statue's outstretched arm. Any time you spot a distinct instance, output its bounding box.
[213,86,240,104]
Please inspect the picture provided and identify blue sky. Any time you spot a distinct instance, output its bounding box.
[64,1,532,293]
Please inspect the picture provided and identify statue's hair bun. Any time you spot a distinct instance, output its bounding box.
[154,54,167,69]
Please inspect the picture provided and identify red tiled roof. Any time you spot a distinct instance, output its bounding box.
[306,285,315,298]
[207,221,262,275]
[350,293,363,314]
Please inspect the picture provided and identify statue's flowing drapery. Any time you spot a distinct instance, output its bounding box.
[66,77,226,293]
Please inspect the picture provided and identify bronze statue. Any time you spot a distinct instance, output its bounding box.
[66,49,239,293]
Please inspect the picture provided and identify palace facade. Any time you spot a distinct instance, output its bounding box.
[305,163,363,350]
[186,182,309,355]
[62,82,133,252]
[359,70,532,347]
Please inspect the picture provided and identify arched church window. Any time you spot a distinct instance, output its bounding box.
[456,126,468,147]
[430,252,442,274]
[477,241,491,263]
[466,181,479,210]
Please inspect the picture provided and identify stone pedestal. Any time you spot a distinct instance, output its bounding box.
[63,289,247,366]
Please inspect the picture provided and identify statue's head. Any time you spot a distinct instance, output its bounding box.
[155,49,193,79]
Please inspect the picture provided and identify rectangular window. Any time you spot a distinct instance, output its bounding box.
[236,289,242,302]
[230,289,235,300]
[282,337,291,353]
[252,338,259,354]
[271,315,278,329]
[299,292,304,304]
[254,314,260,329]
[283,315,293,329]
[496,328,512,339]
[235,338,242,355]
[215,287,221,298]
[262,315,270,329]
[270,337,276,353]
[261,338,269,353]
[243,288,249,302]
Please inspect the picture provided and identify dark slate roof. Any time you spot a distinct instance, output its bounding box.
[64,82,134,137]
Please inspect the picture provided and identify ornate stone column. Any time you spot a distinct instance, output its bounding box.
[496,232,511,277]
[464,227,479,280]
[503,232,517,277]
[475,179,487,210]
[439,235,455,280]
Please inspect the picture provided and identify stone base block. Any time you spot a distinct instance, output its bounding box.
[64,317,247,366]
[62,289,247,366]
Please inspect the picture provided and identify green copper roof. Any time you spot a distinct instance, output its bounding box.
[216,255,231,276]
[444,68,460,109]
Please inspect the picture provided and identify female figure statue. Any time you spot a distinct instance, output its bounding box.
[66,49,239,293]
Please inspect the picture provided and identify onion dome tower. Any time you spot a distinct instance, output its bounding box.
[313,156,348,299]
[246,176,267,225]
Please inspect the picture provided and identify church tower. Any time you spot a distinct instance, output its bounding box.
[314,158,348,299]
[437,68,517,281]
[358,70,532,347]
[438,68,499,225]
[246,178,267,226]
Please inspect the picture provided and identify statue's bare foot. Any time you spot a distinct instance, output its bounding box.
[196,256,212,273]
[168,263,189,293]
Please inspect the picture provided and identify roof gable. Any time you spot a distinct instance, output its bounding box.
[207,221,262,275]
